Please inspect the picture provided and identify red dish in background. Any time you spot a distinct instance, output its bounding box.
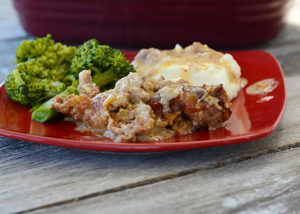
[0,50,286,152]
[13,0,291,48]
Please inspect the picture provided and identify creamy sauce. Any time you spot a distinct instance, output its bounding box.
[158,86,183,113]
[75,121,94,133]
[132,42,242,99]
[137,127,175,141]
[64,117,75,122]
[257,96,274,103]
[73,109,177,142]
[246,78,278,95]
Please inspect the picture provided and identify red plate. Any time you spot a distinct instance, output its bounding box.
[0,50,286,152]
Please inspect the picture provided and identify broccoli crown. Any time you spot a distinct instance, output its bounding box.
[69,39,135,88]
[15,34,52,63]
[5,60,66,106]
[15,34,77,81]
[5,35,77,106]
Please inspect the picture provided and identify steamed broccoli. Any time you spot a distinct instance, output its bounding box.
[32,39,134,123]
[31,80,79,123]
[5,60,67,106]
[6,36,134,123]
[68,39,135,89]
[16,34,77,82]
[5,35,77,106]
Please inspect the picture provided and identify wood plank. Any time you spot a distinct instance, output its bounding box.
[0,0,18,21]
[261,24,300,49]
[29,147,300,214]
[0,1,300,213]
[1,24,300,213]
[0,0,27,41]
[0,19,27,41]
[265,43,300,77]
[0,75,300,213]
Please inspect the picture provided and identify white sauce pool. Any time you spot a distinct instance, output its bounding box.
[246,78,278,95]
[257,96,274,103]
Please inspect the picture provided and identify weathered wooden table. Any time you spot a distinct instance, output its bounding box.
[1,0,300,213]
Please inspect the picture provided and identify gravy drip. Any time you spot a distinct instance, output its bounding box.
[257,96,274,103]
[246,78,278,95]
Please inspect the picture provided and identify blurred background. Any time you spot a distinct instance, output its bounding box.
[1,0,299,49]
[1,0,300,83]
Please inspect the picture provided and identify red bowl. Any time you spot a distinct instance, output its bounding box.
[13,0,291,48]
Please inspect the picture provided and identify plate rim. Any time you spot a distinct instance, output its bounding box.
[0,50,286,152]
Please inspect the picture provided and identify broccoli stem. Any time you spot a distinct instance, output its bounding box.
[92,67,118,89]
[31,83,78,123]
[31,97,59,123]
[63,74,77,86]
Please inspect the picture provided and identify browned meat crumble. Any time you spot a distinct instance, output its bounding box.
[53,70,231,142]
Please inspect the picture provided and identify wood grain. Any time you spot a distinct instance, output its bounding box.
[0,85,300,213]
[29,147,300,214]
[0,0,27,41]
[0,0,300,213]
[1,41,300,213]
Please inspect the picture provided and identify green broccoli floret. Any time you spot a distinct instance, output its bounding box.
[5,60,67,106]
[31,80,79,123]
[16,34,77,81]
[68,39,135,89]
[32,39,134,123]
[15,35,52,63]
[7,36,134,123]
[5,35,77,107]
